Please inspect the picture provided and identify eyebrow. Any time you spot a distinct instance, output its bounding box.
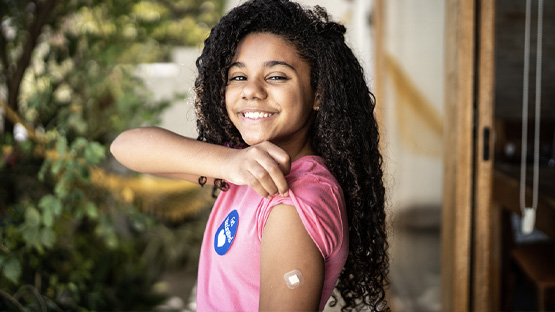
[229,61,297,72]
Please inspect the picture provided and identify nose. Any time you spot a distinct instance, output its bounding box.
[241,78,267,100]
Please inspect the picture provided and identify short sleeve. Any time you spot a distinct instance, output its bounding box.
[256,174,346,260]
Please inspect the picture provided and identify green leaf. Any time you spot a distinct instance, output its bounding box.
[22,226,40,247]
[71,137,88,152]
[40,228,56,248]
[106,232,118,249]
[56,137,68,156]
[83,142,106,164]
[95,222,118,248]
[74,205,84,220]
[78,165,91,183]
[54,175,71,199]
[39,194,63,220]
[25,207,41,227]
[84,202,99,220]
[42,208,54,227]
[52,158,64,175]
[38,157,51,181]
[3,257,21,284]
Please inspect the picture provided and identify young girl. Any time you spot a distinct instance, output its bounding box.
[111,0,389,311]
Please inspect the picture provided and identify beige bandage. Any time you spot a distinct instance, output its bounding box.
[283,269,304,289]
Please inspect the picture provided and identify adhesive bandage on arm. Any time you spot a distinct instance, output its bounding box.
[283,269,304,289]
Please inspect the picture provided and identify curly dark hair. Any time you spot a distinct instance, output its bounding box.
[194,0,389,311]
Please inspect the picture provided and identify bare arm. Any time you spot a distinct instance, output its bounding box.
[259,204,324,311]
[110,127,229,183]
[110,127,291,197]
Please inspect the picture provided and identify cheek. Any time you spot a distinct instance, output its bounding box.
[224,87,238,109]
[224,101,240,129]
[225,104,234,121]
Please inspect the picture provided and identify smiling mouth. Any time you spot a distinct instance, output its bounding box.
[242,112,275,120]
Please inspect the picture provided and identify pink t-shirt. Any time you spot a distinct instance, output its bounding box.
[196,155,348,311]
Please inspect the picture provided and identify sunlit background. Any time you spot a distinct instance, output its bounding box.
[1,0,554,311]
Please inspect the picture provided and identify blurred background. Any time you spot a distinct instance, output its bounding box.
[0,0,553,311]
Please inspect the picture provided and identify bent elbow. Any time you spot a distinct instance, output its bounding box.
[110,129,137,165]
[110,133,125,160]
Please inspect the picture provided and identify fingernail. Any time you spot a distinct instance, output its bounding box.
[282,191,289,197]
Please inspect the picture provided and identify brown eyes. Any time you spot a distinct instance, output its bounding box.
[228,75,289,82]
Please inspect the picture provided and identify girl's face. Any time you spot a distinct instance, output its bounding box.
[225,32,317,159]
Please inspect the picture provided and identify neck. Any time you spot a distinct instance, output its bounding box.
[286,141,313,162]
[272,132,313,162]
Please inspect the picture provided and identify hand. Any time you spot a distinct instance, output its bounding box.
[223,141,291,198]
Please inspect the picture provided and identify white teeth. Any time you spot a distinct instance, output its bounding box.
[243,112,272,119]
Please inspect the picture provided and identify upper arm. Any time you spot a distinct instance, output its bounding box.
[259,204,324,311]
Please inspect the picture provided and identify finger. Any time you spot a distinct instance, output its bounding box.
[259,143,291,196]
[263,142,291,175]
[245,171,272,199]
[257,156,289,197]
[248,161,280,197]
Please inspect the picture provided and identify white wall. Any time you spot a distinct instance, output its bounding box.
[135,47,202,139]
[381,0,445,211]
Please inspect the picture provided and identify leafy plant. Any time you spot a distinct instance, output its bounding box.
[0,0,223,310]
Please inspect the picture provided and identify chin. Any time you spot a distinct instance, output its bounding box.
[241,136,265,146]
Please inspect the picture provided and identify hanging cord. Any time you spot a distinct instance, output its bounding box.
[519,0,543,234]
[532,0,543,210]
[519,0,531,213]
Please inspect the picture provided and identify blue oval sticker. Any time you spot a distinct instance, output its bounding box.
[214,210,239,256]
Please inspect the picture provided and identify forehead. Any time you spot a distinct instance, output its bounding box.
[231,33,309,69]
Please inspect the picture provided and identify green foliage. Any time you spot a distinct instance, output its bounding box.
[0,0,223,310]
[0,255,21,285]
[1,204,166,311]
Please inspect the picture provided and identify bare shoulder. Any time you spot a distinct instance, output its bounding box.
[259,204,324,311]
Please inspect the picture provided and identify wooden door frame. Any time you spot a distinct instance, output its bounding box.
[442,0,497,311]
[473,0,499,311]
[441,0,475,310]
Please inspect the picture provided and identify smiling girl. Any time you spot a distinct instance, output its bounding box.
[110,0,389,311]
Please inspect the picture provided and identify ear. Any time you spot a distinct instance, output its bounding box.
[313,93,320,111]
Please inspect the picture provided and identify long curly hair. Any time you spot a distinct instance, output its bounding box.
[194,0,389,310]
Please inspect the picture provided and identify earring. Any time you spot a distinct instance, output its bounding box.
[314,93,320,111]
